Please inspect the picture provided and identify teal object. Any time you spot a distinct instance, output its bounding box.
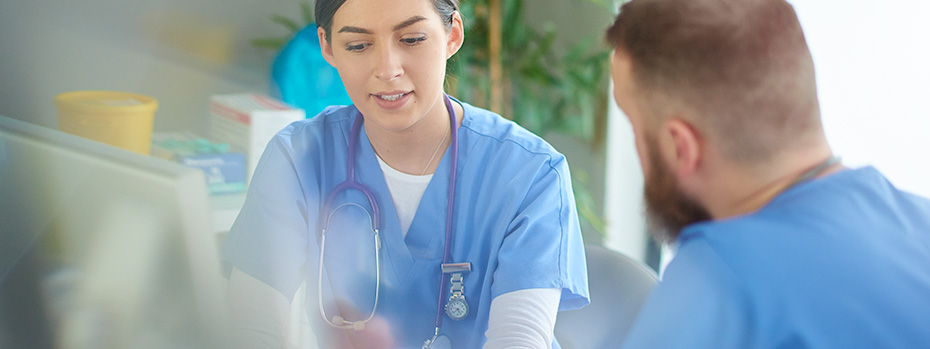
[156,137,229,158]
[272,23,352,117]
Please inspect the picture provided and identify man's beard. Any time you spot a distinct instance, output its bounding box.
[643,138,713,244]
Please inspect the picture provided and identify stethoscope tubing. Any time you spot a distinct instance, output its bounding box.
[320,111,381,233]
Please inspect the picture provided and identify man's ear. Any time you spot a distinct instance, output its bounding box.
[659,118,703,179]
[446,11,465,59]
[318,27,336,67]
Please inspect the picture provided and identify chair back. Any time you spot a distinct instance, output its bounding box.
[554,244,658,348]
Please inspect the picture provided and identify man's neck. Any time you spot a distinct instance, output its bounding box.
[700,147,841,220]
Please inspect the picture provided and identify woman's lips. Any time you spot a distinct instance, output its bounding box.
[372,91,412,110]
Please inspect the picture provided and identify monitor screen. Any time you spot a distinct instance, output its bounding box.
[0,115,227,348]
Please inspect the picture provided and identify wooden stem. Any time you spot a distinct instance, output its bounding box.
[489,0,503,115]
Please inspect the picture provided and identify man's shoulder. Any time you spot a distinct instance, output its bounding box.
[676,165,930,289]
[771,166,930,226]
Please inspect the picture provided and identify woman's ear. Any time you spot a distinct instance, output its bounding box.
[318,27,336,67]
[446,11,465,59]
[659,118,703,179]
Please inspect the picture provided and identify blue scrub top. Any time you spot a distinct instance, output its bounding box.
[621,167,930,348]
[222,99,589,348]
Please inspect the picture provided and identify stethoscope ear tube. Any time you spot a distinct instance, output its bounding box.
[319,111,382,233]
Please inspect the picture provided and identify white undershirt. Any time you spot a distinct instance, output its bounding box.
[485,288,561,348]
[376,155,432,237]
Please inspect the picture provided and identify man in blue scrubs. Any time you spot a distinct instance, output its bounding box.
[606,0,930,347]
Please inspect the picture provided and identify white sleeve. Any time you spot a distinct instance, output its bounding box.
[226,267,292,349]
[484,288,561,349]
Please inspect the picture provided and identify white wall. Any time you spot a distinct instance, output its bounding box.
[603,0,930,263]
[603,81,648,262]
[793,0,930,197]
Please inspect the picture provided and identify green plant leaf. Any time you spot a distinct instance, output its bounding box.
[573,172,606,236]
[271,14,302,33]
[300,1,314,25]
[251,37,289,50]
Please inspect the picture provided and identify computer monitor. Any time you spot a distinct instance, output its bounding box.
[0,115,227,348]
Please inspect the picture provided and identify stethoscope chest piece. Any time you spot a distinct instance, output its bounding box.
[423,330,452,349]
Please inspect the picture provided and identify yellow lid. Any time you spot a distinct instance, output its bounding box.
[54,90,158,114]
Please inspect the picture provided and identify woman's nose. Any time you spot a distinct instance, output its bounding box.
[374,45,403,81]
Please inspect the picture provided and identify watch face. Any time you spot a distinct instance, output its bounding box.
[445,297,468,320]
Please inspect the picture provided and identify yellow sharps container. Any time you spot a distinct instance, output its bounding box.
[54,91,158,154]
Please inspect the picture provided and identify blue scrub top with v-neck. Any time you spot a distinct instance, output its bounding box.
[221,99,589,348]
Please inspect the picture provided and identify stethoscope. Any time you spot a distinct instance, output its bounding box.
[317,94,465,348]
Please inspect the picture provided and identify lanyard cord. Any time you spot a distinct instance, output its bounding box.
[347,112,364,180]
[433,94,458,331]
[787,155,841,190]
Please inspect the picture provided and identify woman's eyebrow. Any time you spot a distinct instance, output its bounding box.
[393,16,427,31]
[337,15,428,35]
[338,26,371,34]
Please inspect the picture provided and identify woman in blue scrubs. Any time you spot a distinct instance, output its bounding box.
[222,0,589,347]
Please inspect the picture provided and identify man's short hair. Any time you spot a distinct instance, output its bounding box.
[607,0,822,163]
